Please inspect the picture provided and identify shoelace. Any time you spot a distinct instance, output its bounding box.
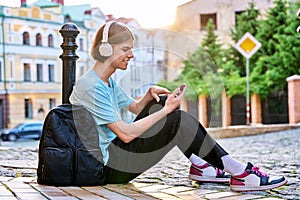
[251,166,269,177]
[216,168,223,176]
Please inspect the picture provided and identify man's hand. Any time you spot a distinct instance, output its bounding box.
[149,86,171,102]
[163,84,186,114]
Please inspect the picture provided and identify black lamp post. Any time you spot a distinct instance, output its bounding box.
[59,23,80,104]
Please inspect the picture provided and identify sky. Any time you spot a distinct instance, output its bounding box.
[0,0,191,28]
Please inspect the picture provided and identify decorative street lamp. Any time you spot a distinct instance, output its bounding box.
[59,23,80,104]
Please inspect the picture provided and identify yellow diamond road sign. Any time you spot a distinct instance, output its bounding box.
[235,32,261,59]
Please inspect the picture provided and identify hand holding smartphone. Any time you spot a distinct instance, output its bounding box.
[174,83,186,97]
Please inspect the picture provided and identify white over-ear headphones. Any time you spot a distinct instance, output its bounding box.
[98,21,115,57]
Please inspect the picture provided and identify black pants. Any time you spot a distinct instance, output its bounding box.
[103,96,228,184]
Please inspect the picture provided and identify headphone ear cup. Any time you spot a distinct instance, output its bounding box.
[99,43,113,57]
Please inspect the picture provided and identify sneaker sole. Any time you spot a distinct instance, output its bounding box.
[230,179,288,192]
[189,174,230,183]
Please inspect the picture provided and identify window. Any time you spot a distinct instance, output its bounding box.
[49,98,56,109]
[23,32,30,45]
[48,64,55,82]
[36,64,43,82]
[24,63,31,82]
[65,15,71,22]
[36,33,42,46]
[48,34,53,47]
[200,13,217,30]
[79,66,84,77]
[25,98,33,119]
[79,38,84,51]
[23,123,43,131]
[0,62,2,82]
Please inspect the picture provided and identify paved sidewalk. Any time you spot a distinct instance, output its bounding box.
[0,176,283,200]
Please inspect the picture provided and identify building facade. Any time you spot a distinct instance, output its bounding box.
[0,5,65,128]
[167,0,274,78]
[0,0,166,128]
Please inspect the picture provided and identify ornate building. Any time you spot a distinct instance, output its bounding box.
[0,0,166,128]
[0,4,65,128]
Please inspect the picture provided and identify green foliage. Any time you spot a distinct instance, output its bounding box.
[253,0,300,98]
[159,18,225,102]
[229,1,261,76]
[159,18,226,118]
[221,61,246,97]
[159,0,300,103]
[231,1,260,42]
[219,1,261,97]
[256,0,287,56]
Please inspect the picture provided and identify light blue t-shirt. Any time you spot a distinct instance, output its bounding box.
[70,68,134,164]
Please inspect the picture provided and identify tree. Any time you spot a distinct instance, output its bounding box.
[222,1,261,97]
[159,18,225,102]
[251,0,300,98]
[276,2,300,76]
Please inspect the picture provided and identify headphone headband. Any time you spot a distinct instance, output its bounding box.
[98,21,115,57]
[102,21,115,43]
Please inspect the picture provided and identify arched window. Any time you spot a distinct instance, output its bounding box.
[23,32,30,45]
[36,33,42,46]
[48,34,53,47]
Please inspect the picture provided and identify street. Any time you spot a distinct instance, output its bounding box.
[0,138,39,149]
[0,128,299,199]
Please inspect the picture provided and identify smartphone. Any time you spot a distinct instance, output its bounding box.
[174,84,186,96]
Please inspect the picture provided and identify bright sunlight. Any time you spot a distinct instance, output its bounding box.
[0,0,191,28]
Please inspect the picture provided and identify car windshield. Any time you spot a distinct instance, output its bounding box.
[14,124,24,129]
[13,123,43,129]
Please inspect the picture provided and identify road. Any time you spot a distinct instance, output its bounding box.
[0,138,39,149]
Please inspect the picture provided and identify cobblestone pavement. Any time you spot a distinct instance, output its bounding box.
[135,128,300,200]
[0,128,299,199]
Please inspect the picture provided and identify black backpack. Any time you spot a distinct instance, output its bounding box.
[37,104,105,186]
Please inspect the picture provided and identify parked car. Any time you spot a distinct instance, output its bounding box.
[0,121,43,141]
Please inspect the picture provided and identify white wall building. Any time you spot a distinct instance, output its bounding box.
[0,0,166,128]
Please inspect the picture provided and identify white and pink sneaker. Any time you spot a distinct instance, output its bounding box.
[230,162,287,192]
[189,163,230,183]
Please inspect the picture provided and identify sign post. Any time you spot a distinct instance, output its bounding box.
[235,32,261,125]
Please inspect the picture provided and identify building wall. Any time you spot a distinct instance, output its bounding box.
[167,0,274,80]
[0,3,165,128]
[0,6,65,127]
[174,0,272,39]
